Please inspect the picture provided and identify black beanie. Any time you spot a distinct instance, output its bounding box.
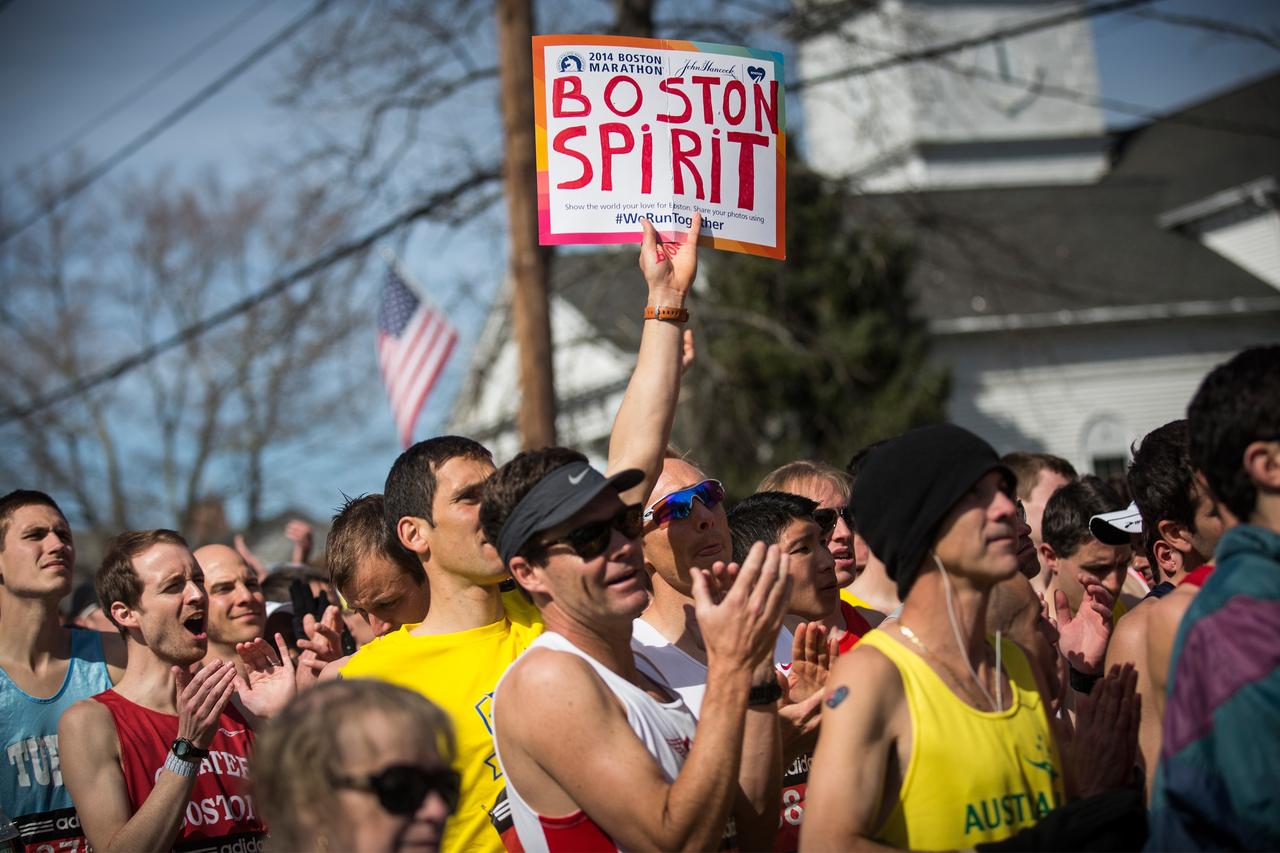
[851,423,1014,600]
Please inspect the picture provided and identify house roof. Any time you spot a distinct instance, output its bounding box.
[550,248,646,353]
[847,71,1280,325]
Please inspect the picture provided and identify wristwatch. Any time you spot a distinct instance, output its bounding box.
[171,738,210,762]
[747,680,783,706]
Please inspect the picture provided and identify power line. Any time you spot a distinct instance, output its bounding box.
[1127,8,1280,53]
[0,0,330,248]
[0,167,501,426]
[789,0,1161,92]
[23,1,276,173]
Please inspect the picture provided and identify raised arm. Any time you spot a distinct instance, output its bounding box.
[607,214,702,505]
[60,662,237,852]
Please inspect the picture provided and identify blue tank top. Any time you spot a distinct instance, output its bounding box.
[1,628,113,851]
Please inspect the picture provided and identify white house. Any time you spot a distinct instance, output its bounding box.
[450,0,1280,473]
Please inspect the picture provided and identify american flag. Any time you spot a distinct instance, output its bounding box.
[376,262,458,447]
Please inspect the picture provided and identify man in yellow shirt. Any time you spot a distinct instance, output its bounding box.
[344,213,706,853]
[805,425,1085,851]
[340,435,543,853]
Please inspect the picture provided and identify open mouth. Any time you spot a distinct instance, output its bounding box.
[182,614,207,640]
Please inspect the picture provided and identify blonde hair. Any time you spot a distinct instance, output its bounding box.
[251,680,455,851]
[757,460,852,502]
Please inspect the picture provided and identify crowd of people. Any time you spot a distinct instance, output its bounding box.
[2,214,1277,852]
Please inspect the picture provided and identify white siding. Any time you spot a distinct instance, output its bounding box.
[1201,210,1280,289]
[934,316,1280,472]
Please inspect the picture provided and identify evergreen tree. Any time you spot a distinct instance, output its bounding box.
[677,160,949,496]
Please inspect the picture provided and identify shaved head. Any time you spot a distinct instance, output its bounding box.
[193,543,247,574]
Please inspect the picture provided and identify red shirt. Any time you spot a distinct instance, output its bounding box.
[91,689,266,851]
[1181,563,1215,589]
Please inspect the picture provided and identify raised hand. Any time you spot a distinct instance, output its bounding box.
[680,329,696,375]
[1058,663,1141,797]
[787,622,839,703]
[692,541,791,674]
[234,633,297,719]
[295,605,344,691]
[284,519,314,565]
[234,534,268,582]
[173,660,237,749]
[639,213,702,301]
[1054,577,1115,675]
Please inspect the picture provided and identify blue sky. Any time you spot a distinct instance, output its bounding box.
[2,0,1278,525]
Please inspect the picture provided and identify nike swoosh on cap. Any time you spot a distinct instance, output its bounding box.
[568,470,588,485]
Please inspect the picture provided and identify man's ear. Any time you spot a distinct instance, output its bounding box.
[508,556,547,597]
[1152,538,1182,582]
[1038,543,1059,576]
[110,601,139,632]
[1156,518,1195,556]
[397,516,432,559]
[1242,440,1280,490]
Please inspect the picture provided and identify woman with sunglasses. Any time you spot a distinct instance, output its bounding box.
[253,680,458,852]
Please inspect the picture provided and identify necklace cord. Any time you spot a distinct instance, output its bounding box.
[933,552,1001,711]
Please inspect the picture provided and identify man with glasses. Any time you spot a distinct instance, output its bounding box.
[481,447,787,851]
[727,490,872,850]
[343,214,705,853]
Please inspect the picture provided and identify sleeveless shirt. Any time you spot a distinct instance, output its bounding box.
[1,628,112,853]
[491,632,700,853]
[860,630,1065,851]
[91,690,266,852]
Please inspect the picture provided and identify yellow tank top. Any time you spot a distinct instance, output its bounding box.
[860,630,1064,851]
[341,589,543,853]
[840,587,871,610]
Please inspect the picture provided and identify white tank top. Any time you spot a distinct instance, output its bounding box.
[492,631,698,853]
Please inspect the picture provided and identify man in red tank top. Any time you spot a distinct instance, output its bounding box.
[58,529,296,852]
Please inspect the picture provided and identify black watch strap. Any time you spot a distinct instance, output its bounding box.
[1068,666,1101,695]
[748,680,783,706]
[171,737,210,761]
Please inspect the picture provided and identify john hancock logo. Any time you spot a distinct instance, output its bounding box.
[558,52,584,73]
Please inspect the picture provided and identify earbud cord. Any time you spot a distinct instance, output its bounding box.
[933,552,1002,712]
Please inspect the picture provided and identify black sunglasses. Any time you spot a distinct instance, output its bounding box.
[331,764,460,816]
[812,505,854,536]
[535,505,644,561]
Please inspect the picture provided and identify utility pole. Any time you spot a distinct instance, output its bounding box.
[496,0,556,449]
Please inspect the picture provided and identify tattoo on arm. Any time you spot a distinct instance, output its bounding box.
[825,685,849,708]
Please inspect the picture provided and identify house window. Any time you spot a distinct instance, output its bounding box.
[1091,454,1128,482]
[1081,414,1131,483]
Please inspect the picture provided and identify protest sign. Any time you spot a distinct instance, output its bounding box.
[533,35,786,259]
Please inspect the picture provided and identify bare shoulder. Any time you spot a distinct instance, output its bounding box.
[58,697,116,748]
[823,637,904,717]
[1105,600,1151,669]
[1147,586,1196,646]
[500,647,620,720]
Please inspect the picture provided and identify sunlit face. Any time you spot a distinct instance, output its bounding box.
[196,545,266,646]
[778,517,838,620]
[0,504,74,599]
[641,458,732,596]
[931,471,1021,587]
[517,490,648,625]
[347,554,430,637]
[426,457,502,583]
[1024,470,1072,546]
[786,477,856,587]
[331,711,454,853]
[119,542,208,666]
[1049,537,1130,612]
